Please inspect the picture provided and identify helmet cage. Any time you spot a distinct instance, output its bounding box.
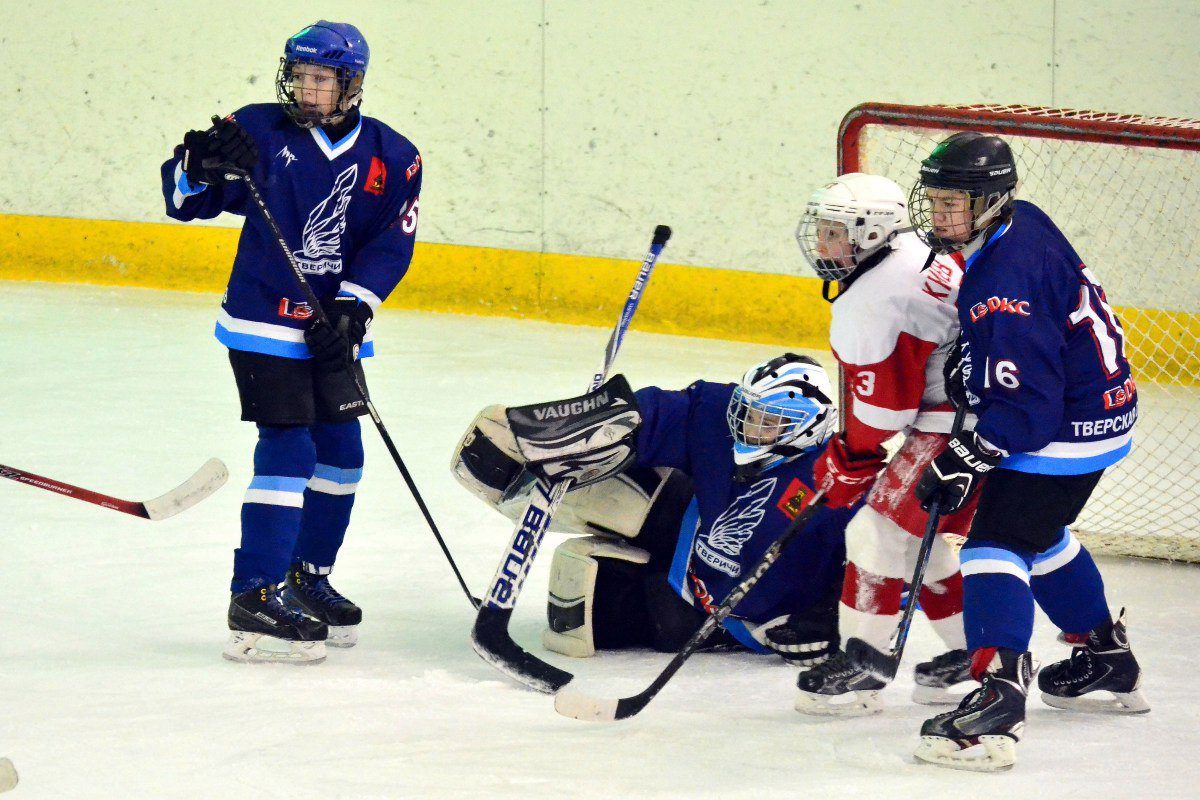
[796,177,907,282]
[907,180,1016,254]
[276,58,365,129]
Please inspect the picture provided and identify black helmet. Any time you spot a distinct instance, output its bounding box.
[909,132,1019,253]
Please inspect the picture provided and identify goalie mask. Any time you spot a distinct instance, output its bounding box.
[796,173,908,283]
[277,21,370,129]
[909,131,1018,254]
[727,354,836,481]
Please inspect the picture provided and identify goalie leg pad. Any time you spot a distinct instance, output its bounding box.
[450,404,525,506]
[542,536,650,658]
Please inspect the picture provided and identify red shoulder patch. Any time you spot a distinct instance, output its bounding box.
[776,477,813,520]
[364,157,387,196]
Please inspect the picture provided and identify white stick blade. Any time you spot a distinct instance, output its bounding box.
[0,758,17,793]
[553,688,618,722]
[143,458,230,521]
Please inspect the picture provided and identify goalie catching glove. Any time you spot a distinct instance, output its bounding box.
[505,374,641,489]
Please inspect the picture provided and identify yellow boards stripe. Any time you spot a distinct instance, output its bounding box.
[0,213,1194,384]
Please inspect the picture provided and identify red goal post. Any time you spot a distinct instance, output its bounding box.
[837,103,1200,562]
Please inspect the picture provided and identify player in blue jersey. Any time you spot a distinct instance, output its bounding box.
[905,133,1148,771]
[451,354,859,668]
[160,21,422,664]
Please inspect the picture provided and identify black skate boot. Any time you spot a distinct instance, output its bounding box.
[794,650,886,717]
[914,648,1032,772]
[1038,608,1149,713]
[282,564,363,648]
[912,648,972,705]
[224,583,328,664]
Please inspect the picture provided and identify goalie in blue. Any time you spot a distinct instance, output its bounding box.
[452,355,859,672]
[159,21,422,664]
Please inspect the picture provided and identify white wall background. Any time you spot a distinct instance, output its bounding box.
[1,1,1197,276]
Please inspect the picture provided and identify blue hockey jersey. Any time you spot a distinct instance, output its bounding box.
[957,201,1136,474]
[633,381,854,651]
[160,104,422,359]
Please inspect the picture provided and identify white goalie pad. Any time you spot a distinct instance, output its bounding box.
[449,404,525,506]
[497,467,673,539]
[542,535,650,658]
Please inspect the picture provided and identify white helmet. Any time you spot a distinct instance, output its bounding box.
[726,353,837,481]
[796,173,908,282]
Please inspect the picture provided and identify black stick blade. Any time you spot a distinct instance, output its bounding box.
[471,607,574,694]
[845,636,900,682]
[652,225,672,247]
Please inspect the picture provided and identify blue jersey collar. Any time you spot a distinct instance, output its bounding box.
[963,220,1011,271]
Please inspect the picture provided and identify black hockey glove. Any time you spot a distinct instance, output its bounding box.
[325,294,374,357]
[304,315,352,374]
[914,430,1002,513]
[764,597,840,667]
[942,339,971,413]
[506,374,642,489]
[181,115,257,186]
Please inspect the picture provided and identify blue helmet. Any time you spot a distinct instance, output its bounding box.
[276,21,370,128]
[726,353,837,481]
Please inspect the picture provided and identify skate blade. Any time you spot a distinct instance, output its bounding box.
[793,689,883,718]
[912,682,972,705]
[327,625,358,649]
[222,631,327,665]
[914,734,1016,772]
[1040,688,1150,714]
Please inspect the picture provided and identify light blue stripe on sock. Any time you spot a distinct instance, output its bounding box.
[248,475,310,493]
[312,464,364,485]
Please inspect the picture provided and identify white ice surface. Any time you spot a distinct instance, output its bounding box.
[1,282,1198,799]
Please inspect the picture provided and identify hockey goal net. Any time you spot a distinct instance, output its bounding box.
[838,103,1200,563]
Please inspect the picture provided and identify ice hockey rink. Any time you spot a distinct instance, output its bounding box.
[2,281,1198,799]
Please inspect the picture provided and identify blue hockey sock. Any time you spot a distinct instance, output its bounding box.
[293,420,364,572]
[959,540,1036,653]
[1031,527,1111,635]
[232,425,316,593]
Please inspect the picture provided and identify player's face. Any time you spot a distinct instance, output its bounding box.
[291,63,341,118]
[927,188,973,242]
[815,219,854,267]
[742,406,784,446]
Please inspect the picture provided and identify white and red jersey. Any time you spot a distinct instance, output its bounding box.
[829,232,965,456]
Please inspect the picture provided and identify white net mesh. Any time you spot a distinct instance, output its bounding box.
[840,104,1200,562]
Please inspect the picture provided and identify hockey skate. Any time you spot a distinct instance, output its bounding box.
[914,648,1032,772]
[1039,609,1149,714]
[912,648,972,705]
[224,583,328,664]
[282,564,363,648]
[794,651,885,717]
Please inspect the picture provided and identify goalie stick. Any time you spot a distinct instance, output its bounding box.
[845,404,968,682]
[229,166,481,610]
[555,490,827,721]
[0,458,228,521]
[472,225,673,693]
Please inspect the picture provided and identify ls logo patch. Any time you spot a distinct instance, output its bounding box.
[776,477,812,520]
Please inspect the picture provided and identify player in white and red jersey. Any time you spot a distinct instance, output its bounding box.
[791,173,975,716]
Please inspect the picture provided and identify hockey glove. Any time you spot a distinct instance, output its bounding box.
[763,598,840,667]
[914,430,1002,513]
[813,434,886,509]
[304,316,352,373]
[942,339,971,413]
[325,294,374,357]
[181,116,257,185]
[506,374,641,489]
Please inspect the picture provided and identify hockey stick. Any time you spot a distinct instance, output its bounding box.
[555,490,828,722]
[845,404,968,682]
[229,168,481,609]
[0,458,228,521]
[472,225,673,693]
